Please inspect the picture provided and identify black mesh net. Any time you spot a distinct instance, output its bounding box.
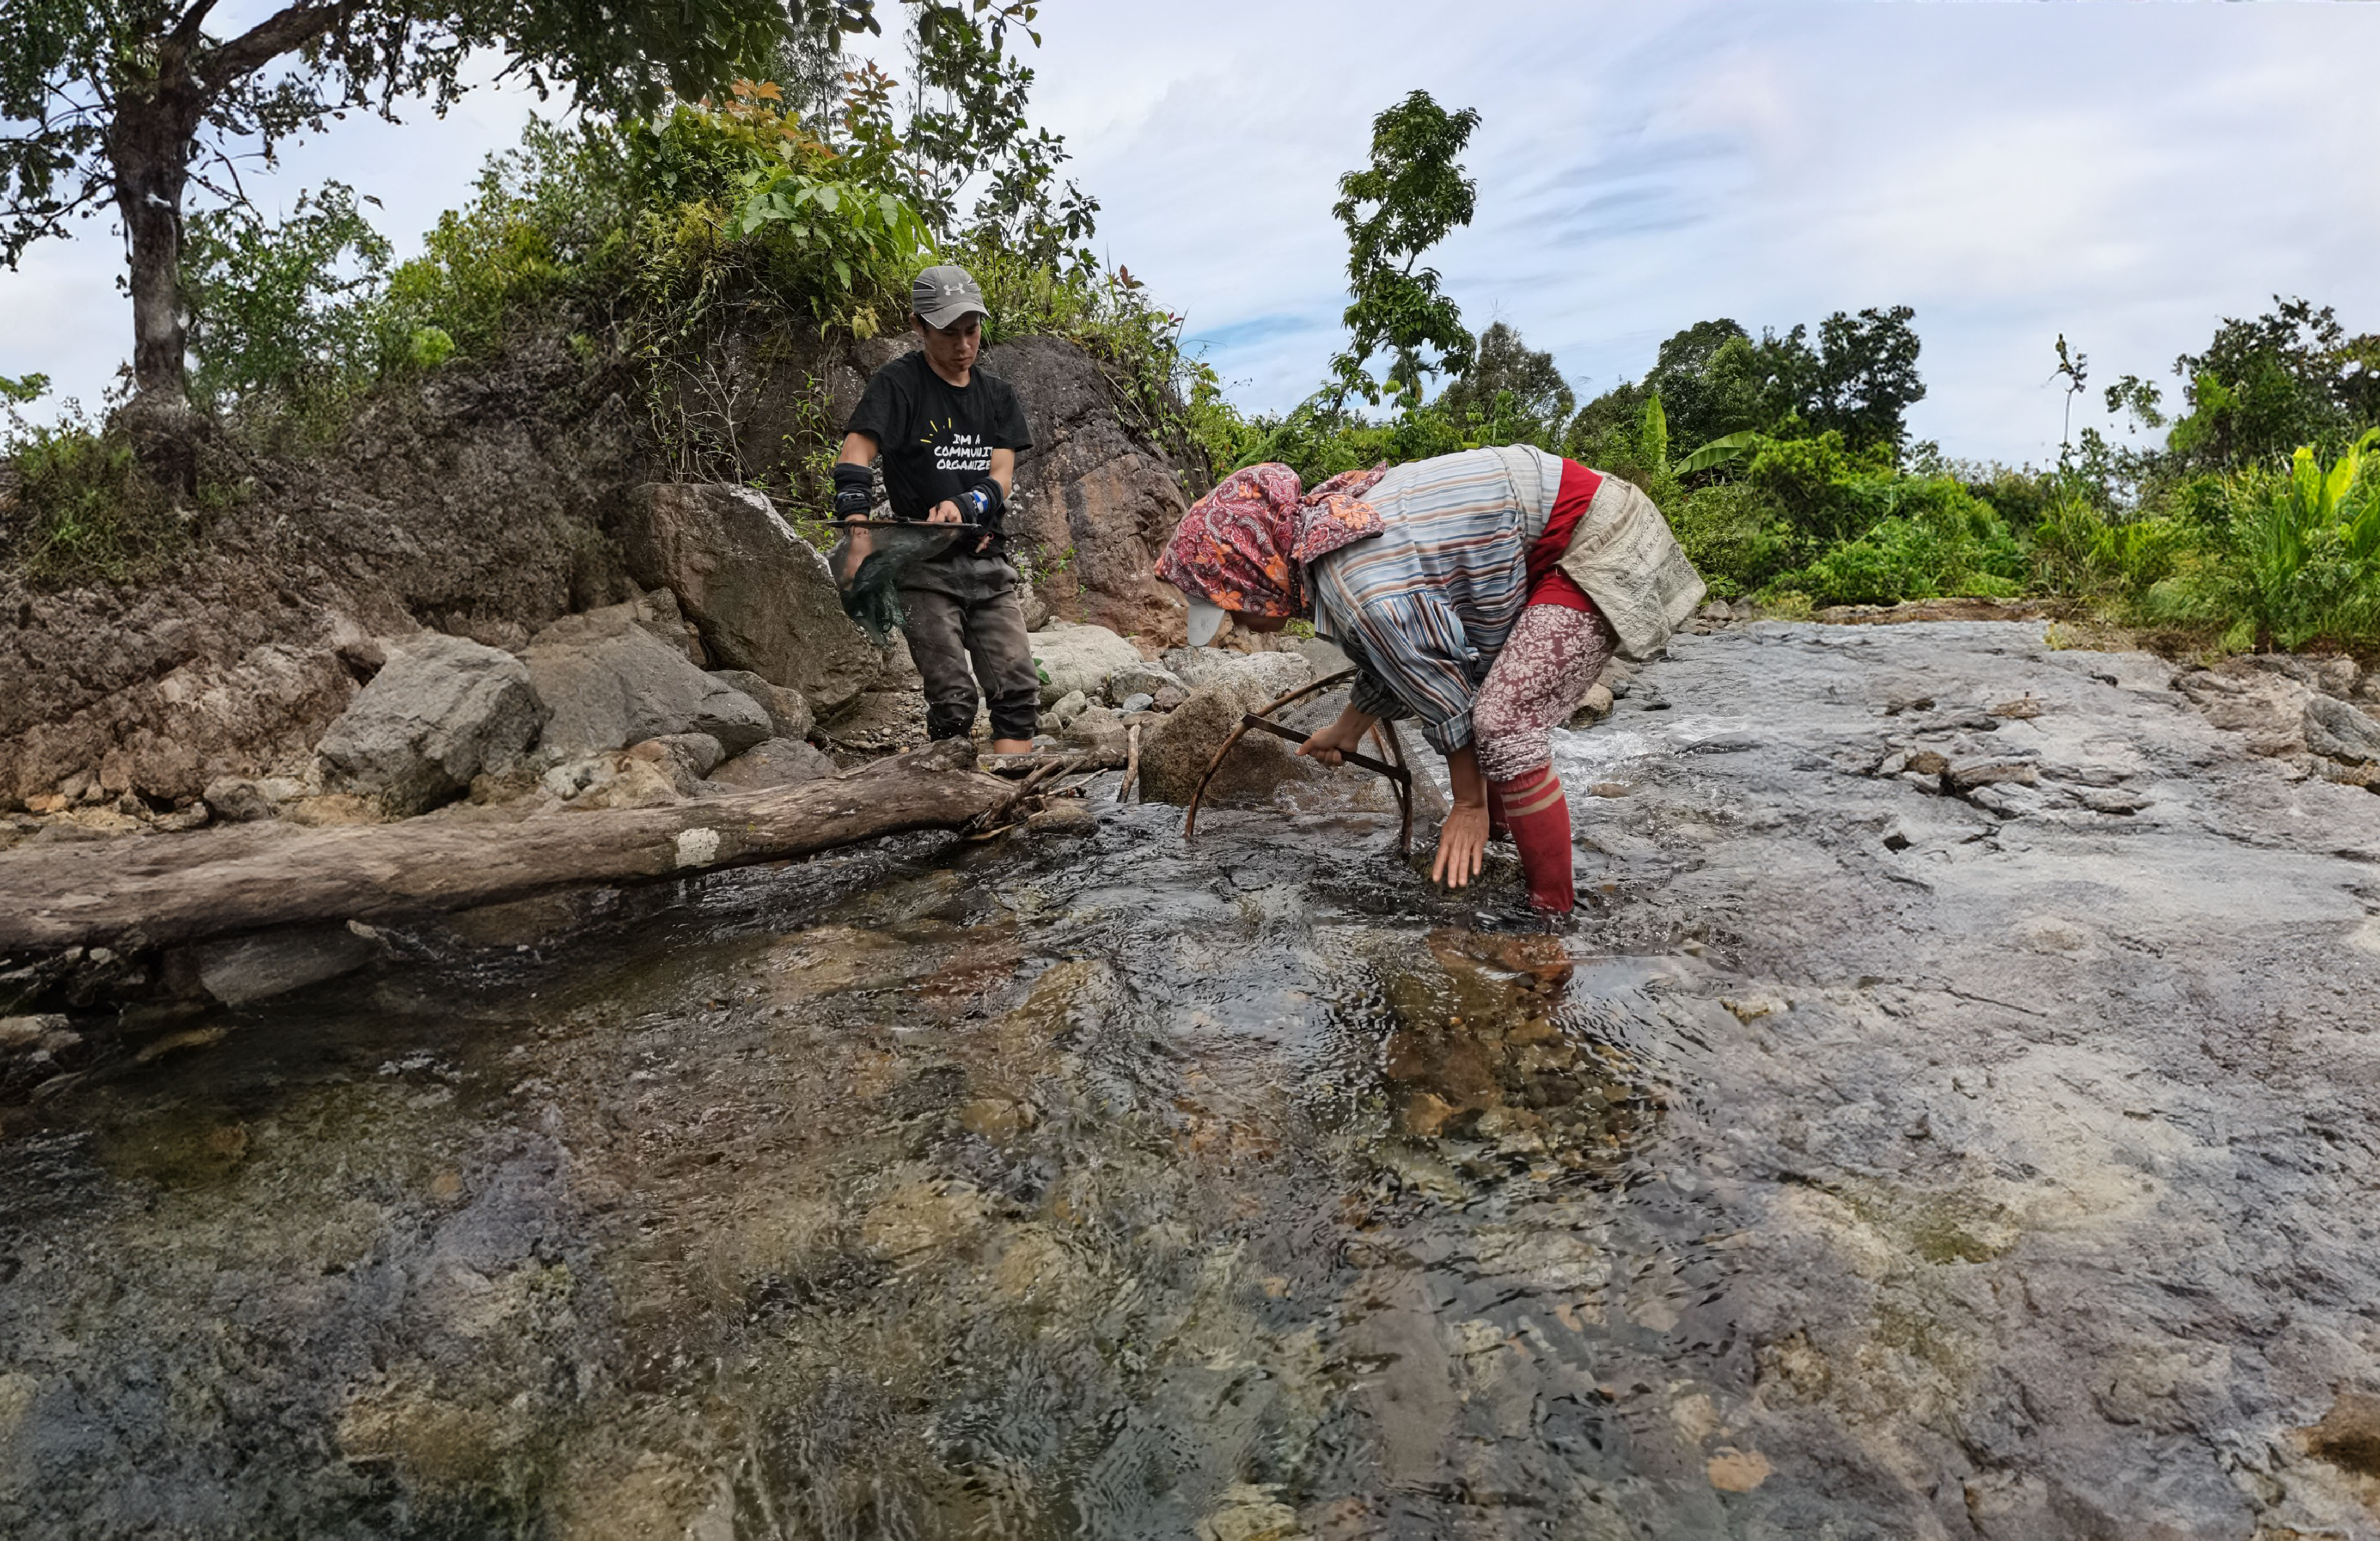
[826,521,975,642]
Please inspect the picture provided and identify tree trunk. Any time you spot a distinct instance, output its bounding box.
[106,69,207,476]
[0,740,1030,955]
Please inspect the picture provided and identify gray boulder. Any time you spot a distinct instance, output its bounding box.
[317,633,547,816]
[620,482,880,712]
[710,736,840,790]
[1028,622,1144,706]
[1137,683,1313,806]
[709,669,813,741]
[2306,696,2380,764]
[526,606,770,760]
[1160,646,1313,707]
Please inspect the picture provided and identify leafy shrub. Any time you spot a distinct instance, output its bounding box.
[1669,482,1792,599]
[1765,474,2024,607]
[2145,432,2380,649]
[184,182,393,419]
[377,118,635,364]
[0,415,210,587]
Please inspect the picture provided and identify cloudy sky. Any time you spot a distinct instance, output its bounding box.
[5,1,2376,466]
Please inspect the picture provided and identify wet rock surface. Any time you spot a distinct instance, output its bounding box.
[4,619,2379,1537]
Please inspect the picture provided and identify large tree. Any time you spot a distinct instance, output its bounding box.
[0,0,873,445]
[1330,88,1479,409]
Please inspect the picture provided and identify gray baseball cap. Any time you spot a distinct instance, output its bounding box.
[912,265,989,328]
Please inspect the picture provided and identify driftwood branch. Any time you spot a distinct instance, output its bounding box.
[0,740,1024,955]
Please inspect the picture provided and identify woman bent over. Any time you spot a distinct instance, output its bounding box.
[1155,447,1705,913]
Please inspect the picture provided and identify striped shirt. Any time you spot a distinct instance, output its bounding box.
[1309,446,1562,754]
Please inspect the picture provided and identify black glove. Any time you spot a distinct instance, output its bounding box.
[961,477,1007,532]
[832,462,873,518]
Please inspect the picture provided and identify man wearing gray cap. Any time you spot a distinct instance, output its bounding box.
[834,264,1040,754]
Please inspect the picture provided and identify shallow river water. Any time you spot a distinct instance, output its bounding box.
[7,621,2380,1540]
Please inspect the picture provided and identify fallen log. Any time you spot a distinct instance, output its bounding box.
[0,739,1020,954]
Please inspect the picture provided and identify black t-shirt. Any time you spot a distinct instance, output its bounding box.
[843,351,1032,550]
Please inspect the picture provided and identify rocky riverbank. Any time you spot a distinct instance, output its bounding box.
[1,616,2377,1537]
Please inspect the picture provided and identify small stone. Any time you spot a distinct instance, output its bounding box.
[957,1098,1033,1139]
[1400,1090,1463,1138]
[1945,757,2039,792]
[709,738,838,791]
[1118,691,1155,714]
[1061,706,1129,765]
[1051,689,1089,727]
[2071,785,2152,815]
[283,794,383,827]
[1905,751,1950,776]
[2305,696,2380,765]
[1568,683,1614,727]
[202,777,279,823]
[24,793,67,815]
[1152,684,1188,712]
[1105,662,1186,706]
[1706,1447,1772,1493]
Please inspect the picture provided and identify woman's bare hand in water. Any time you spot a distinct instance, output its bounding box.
[1433,803,1491,889]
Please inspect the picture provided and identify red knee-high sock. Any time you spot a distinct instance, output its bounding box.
[1491,766,1574,913]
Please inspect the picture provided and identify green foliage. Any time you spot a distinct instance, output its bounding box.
[0,414,219,587]
[2144,430,2380,649]
[1330,90,1481,408]
[1435,321,1572,445]
[1575,307,1928,466]
[1769,476,2025,607]
[380,119,635,362]
[2164,297,2376,473]
[184,183,393,416]
[889,1,1097,263]
[0,372,47,404]
[1667,481,1790,599]
[1,0,886,411]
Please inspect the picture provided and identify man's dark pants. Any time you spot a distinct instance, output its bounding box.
[900,581,1041,742]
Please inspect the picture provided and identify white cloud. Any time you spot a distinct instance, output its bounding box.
[6,0,2375,467]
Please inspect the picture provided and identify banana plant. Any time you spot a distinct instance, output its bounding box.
[1676,428,1774,476]
[2318,427,2379,560]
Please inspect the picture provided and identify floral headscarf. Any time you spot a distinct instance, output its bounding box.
[1155,462,1387,619]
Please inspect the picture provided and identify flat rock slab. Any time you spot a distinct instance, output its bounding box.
[1536,618,2380,1537]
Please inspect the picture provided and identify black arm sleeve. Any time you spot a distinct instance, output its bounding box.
[832,462,873,516]
[964,477,1007,532]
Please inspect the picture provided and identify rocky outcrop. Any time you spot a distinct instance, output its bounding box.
[1,640,361,806]
[0,329,1200,809]
[984,336,1199,641]
[619,482,878,713]
[317,634,547,816]
[0,339,642,806]
[525,605,770,760]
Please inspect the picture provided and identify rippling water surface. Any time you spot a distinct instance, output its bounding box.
[1,760,1775,1539]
